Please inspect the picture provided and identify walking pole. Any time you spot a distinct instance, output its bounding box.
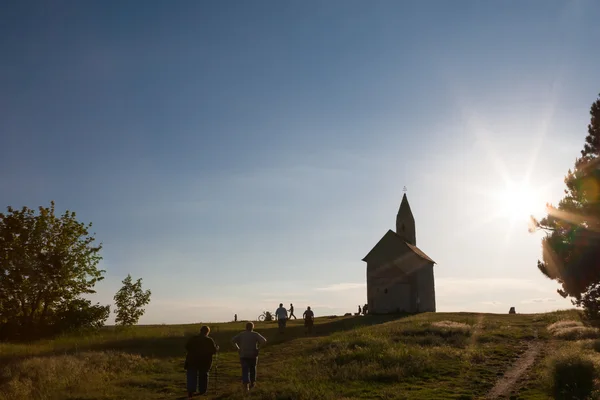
[214,352,219,392]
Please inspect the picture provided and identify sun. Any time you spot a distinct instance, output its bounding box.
[494,181,541,222]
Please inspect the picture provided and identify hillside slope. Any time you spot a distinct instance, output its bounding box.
[0,310,584,399]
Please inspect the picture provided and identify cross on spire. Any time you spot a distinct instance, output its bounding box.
[403,186,407,193]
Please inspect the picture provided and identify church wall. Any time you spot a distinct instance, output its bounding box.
[367,269,411,313]
[414,263,436,312]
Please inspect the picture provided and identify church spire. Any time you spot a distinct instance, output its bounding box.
[396,190,416,246]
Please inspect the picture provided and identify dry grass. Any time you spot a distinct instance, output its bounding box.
[547,320,600,340]
[543,344,598,399]
[0,351,160,400]
[0,311,587,399]
[431,320,472,331]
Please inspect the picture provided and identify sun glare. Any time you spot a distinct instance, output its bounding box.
[495,181,541,222]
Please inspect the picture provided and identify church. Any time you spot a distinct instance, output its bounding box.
[362,191,436,314]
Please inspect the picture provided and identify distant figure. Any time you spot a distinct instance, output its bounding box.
[264,311,273,321]
[234,314,238,322]
[231,322,267,392]
[358,305,362,315]
[275,303,288,333]
[303,306,315,334]
[509,307,516,314]
[289,303,297,319]
[363,304,368,315]
[184,326,218,399]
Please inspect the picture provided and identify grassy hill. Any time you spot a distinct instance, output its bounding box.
[1,309,599,400]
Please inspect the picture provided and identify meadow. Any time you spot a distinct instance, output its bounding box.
[1,309,598,399]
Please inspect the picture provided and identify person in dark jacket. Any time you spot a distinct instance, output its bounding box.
[184,326,218,398]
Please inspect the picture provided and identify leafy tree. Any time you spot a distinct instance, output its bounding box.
[531,94,600,319]
[54,298,110,333]
[0,201,107,339]
[113,274,151,326]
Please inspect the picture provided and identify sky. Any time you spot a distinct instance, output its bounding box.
[1,0,599,324]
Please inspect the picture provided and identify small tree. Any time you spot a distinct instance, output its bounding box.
[0,201,107,339]
[113,274,151,326]
[531,94,600,320]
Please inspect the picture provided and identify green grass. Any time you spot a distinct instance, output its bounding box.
[0,310,595,399]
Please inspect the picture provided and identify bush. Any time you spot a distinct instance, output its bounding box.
[546,349,597,400]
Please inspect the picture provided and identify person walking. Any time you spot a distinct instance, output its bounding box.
[358,305,362,315]
[184,326,218,399]
[289,303,297,319]
[231,322,267,392]
[275,303,288,333]
[303,306,315,334]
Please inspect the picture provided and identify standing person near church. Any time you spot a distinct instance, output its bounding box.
[231,322,267,392]
[275,303,288,333]
[289,303,297,319]
[303,306,315,334]
[358,305,362,315]
[184,326,218,399]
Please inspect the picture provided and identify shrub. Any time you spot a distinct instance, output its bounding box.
[546,349,597,400]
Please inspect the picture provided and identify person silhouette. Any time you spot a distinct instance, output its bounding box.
[275,303,288,333]
[231,322,267,392]
[184,326,218,398]
[289,303,297,319]
[303,306,315,334]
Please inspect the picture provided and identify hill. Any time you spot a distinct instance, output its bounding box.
[1,310,598,399]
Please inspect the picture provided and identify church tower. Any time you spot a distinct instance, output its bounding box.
[396,192,416,246]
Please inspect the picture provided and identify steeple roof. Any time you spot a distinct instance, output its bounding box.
[396,192,416,245]
[398,193,413,218]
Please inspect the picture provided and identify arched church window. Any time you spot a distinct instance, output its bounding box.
[401,223,405,232]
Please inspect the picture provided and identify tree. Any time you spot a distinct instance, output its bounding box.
[531,94,600,320]
[0,201,108,339]
[54,298,110,333]
[113,274,151,326]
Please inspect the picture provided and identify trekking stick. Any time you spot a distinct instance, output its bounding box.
[214,352,219,392]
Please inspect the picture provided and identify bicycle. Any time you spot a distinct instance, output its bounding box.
[257,311,273,321]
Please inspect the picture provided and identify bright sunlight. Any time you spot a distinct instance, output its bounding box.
[494,180,542,222]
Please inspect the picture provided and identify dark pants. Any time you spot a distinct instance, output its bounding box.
[186,369,209,394]
[305,319,314,333]
[240,357,258,384]
[278,318,287,331]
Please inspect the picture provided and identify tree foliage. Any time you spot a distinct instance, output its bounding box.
[532,94,600,319]
[0,201,109,339]
[113,274,151,326]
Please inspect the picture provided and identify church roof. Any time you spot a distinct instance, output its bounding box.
[361,229,436,264]
[404,241,435,264]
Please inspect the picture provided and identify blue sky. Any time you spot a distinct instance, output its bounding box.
[1,1,599,323]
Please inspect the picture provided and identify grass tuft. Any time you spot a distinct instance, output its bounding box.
[545,347,597,400]
[547,320,600,340]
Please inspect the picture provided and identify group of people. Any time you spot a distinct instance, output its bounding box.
[184,304,316,398]
[358,303,368,315]
[184,322,266,398]
[274,303,315,334]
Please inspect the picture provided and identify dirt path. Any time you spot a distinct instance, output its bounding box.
[469,314,485,345]
[486,330,542,399]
